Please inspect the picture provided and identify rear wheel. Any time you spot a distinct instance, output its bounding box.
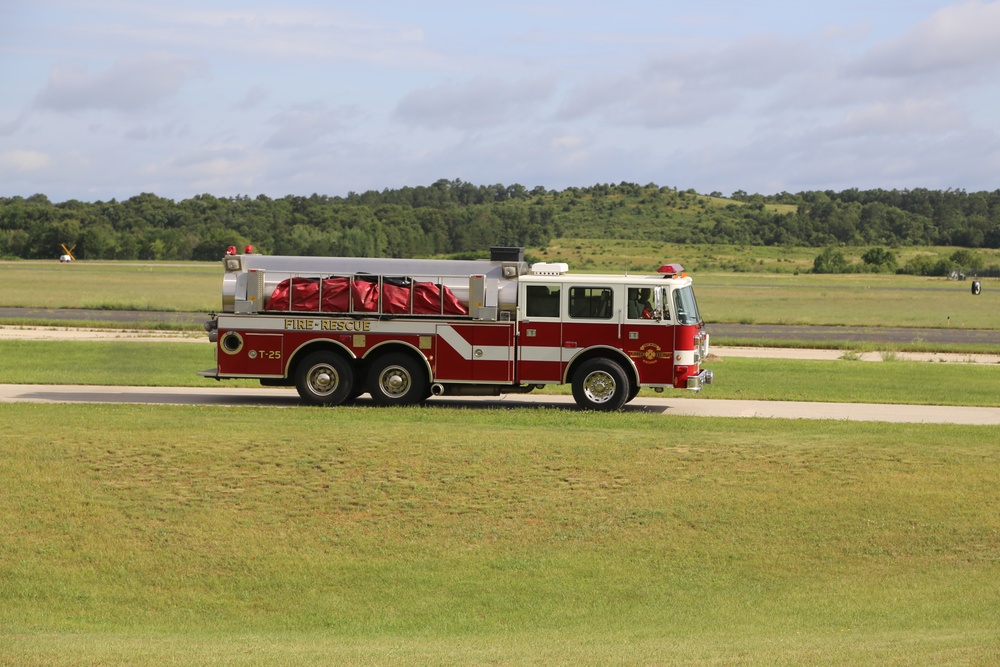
[572,358,630,411]
[367,353,428,406]
[295,352,353,406]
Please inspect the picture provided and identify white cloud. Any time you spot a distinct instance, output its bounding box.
[0,149,51,172]
[556,33,819,129]
[659,33,819,89]
[673,111,1000,196]
[66,4,444,69]
[233,85,269,111]
[854,0,1000,77]
[33,54,207,113]
[124,121,191,143]
[141,144,268,193]
[263,103,357,150]
[394,77,557,131]
[840,99,966,137]
[0,113,27,136]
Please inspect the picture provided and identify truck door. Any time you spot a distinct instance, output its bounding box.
[516,283,564,383]
[622,286,674,386]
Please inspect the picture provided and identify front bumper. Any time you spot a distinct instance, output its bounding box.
[686,369,714,390]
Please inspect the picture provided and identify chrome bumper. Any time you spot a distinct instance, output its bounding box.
[686,369,714,390]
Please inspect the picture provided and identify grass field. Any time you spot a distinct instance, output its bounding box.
[534,238,1000,275]
[2,404,998,666]
[3,252,999,331]
[0,260,219,312]
[2,339,999,406]
[694,272,1000,329]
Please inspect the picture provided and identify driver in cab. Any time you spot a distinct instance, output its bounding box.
[628,287,653,320]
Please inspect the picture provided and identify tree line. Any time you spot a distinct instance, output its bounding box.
[811,246,998,277]
[3,180,1000,261]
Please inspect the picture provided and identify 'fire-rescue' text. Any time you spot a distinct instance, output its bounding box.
[284,319,372,332]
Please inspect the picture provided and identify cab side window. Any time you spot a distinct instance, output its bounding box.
[627,287,654,320]
[569,286,613,319]
[525,284,561,317]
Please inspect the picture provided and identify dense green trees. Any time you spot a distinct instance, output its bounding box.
[861,247,898,273]
[811,246,991,276]
[3,180,1000,261]
[812,247,850,274]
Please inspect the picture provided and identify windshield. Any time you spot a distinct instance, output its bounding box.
[672,286,702,325]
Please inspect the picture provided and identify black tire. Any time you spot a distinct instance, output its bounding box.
[626,382,641,404]
[367,353,428,406]
[571,358,630,411]
[295,352,354,406]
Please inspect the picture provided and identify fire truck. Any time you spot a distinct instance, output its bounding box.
[200,246,712,410]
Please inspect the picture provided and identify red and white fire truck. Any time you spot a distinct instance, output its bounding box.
[201,246,712,410]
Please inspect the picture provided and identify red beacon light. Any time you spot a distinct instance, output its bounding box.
[657,263,686,278]
[226,246,237,255]
[244,245,254,254]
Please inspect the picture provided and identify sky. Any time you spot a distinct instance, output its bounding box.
[3,0,1000,202]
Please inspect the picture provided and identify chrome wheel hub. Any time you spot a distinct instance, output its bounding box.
[309,367,337,395]
[380,366,410,397]
[583,371,615,403]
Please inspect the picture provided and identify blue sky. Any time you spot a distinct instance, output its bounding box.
[3,0,1000,202]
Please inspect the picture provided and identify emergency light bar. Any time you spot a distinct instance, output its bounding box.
[658,263,686,277]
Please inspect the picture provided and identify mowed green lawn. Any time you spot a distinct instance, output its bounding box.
[694,272,1000,329]
[2,404,998,666]
[0,260,219,312]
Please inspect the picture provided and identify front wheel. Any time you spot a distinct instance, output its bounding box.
[367,353,428,406]
[571,358,630,411]
[295,352,354,406]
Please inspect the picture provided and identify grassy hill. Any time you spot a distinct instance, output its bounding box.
[6,182,1000,261]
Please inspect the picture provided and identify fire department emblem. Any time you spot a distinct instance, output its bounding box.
[630,342,664,365]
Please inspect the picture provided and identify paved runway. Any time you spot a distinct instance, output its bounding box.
[3,384,998,425]
[707,322,1000,345]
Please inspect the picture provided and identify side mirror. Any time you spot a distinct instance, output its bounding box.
[653,289,665,321]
